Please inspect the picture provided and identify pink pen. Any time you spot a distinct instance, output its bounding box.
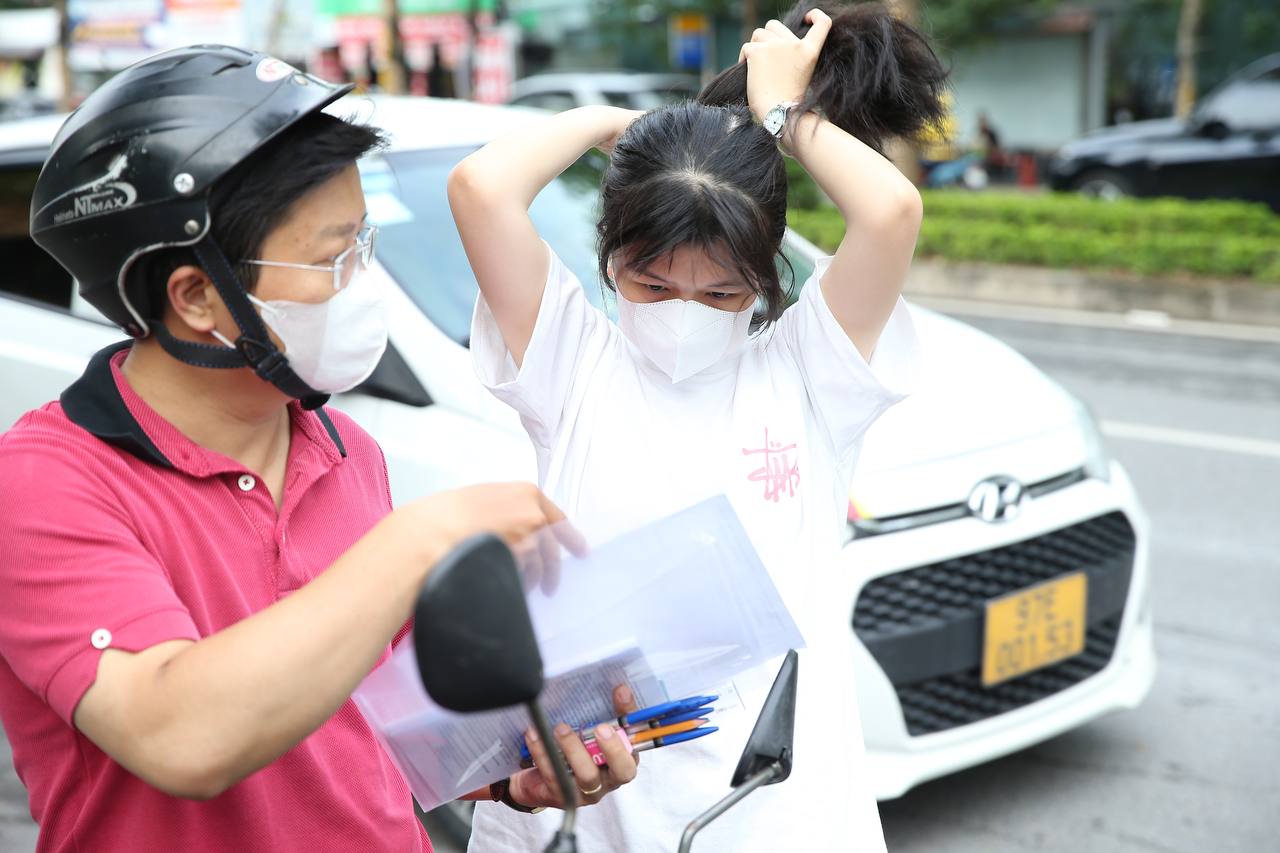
[584,726,633,766]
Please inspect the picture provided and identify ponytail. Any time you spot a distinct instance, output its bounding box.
[697,1,949,155]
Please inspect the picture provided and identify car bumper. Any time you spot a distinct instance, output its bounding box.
[835,462,1155,800]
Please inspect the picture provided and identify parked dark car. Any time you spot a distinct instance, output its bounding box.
[1049,54,1280,210]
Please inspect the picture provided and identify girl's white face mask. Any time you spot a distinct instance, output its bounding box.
[616,290,753,382]
[215,270,389,394]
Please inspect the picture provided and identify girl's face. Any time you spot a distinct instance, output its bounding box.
[613,243,756,313]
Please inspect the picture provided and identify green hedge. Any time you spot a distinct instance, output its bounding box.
[786,191,1280,283]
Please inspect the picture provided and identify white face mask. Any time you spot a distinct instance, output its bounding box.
[216,270,389,394]
[616,290,753,382]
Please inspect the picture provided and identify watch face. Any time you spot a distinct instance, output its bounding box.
[764,107,786,136]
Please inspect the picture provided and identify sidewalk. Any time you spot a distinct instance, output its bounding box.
[905,258,1280,328]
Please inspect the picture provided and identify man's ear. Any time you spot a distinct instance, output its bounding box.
[165,265,220,334]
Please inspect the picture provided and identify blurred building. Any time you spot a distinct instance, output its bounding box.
[943,5,1110,153]
[0,7,59,111]
[314,0,517,101]
[0,0,318,107]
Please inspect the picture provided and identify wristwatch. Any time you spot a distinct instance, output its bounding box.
[762,101,800,139]
[490,777,546,814]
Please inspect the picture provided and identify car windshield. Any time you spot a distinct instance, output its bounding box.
[366,146,814,345]
[365,146,607,345]
[1193,66,1280,131]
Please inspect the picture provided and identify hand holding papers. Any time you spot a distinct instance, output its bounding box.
[353,496,804,812]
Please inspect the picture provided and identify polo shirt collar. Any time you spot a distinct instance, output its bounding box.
[61,341,347,475]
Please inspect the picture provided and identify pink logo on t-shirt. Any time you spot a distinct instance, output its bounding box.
[743,428,800,502]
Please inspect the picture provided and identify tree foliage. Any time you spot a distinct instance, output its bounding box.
[916,0,1059,48]
[591,0,1062,61]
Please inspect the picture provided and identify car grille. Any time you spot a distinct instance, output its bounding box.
[853,512,1136,736]
[896,617,1121,735]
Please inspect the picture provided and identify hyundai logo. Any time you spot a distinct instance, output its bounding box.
[968,476,1025,523]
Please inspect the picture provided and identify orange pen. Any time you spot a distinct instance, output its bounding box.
[629,717,708,745]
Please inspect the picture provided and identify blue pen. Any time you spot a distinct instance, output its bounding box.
[520,706,720,759]
[633,725,719,752]
[581,705,718,746]
[616,694,719,728]
[638,706,714,729]
[520,725,720,770]
[519,696,720,760]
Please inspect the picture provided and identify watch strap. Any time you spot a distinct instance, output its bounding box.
[491,777,546,814]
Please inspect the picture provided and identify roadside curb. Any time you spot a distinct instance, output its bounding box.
[904,258,1280,328]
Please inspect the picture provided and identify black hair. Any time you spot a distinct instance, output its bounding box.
[138,111,384,313]
[597,1,948,326]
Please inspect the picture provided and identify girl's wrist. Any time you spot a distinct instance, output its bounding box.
[500,772,547,813]
[750,92,803,124]
[779,110,822,157]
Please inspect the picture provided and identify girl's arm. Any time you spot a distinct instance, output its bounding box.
[785,112,922,361]
[448,106,639,366]
[744,11,923,362]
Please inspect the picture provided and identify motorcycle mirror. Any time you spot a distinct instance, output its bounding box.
[678,650,799,853]
[730,649,798,787]
[413,534,544,712]
[412,535,581,853]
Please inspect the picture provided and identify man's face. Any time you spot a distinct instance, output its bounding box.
[250,164,368,306]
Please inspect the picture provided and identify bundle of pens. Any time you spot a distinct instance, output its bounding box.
[519,694,720,770]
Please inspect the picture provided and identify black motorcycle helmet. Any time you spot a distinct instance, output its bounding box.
[30,45,356,409]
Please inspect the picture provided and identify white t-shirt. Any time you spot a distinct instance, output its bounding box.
[466,247,919,853]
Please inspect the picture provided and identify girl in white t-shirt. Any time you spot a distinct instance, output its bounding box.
[450,3,947,850]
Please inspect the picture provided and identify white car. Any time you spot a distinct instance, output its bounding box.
[507,71,697,113]
[0,97,1155,844]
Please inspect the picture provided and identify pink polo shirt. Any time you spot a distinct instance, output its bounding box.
[0,342,431,852]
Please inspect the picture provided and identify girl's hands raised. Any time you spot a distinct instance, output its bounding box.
[597,107,645,156]
[739,8,833,124]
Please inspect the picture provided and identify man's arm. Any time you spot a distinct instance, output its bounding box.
[74,483,568,800]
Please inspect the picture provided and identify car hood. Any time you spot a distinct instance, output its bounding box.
[1057,117,1186,158]
[852,307,1084,515]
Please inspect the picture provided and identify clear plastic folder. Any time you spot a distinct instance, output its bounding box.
[353,495,805,811]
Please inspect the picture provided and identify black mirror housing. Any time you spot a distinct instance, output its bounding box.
[730,649,799,788]
[413,534,545,713]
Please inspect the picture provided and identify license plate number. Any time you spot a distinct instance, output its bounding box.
[982,572,1088,687]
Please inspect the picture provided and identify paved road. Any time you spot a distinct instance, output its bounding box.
[0,737,34,853]
[3,307,1277,852]
[879,306,1280,853]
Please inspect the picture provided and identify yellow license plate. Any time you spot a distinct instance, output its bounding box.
[982,572,1088,687]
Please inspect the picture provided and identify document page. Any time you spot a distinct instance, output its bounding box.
[353,496,804,811]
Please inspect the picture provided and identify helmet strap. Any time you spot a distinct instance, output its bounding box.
[151,235,329,411]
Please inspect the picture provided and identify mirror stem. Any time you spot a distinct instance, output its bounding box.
[677,762,784,853]
[527,701,578,840]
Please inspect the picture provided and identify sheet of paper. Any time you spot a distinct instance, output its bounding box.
[362,644,663,805]
[353,495,804,811]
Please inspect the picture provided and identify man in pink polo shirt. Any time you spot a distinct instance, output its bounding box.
[0,46,638,852]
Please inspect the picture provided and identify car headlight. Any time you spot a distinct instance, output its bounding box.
[1074,400,1112,483]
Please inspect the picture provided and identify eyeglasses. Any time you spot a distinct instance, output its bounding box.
[241,222,378,292]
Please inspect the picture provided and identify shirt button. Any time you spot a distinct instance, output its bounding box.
[91,629,112,650]
[237,474,256,492]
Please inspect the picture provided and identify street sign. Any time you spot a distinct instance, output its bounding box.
[669,11,708,73]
